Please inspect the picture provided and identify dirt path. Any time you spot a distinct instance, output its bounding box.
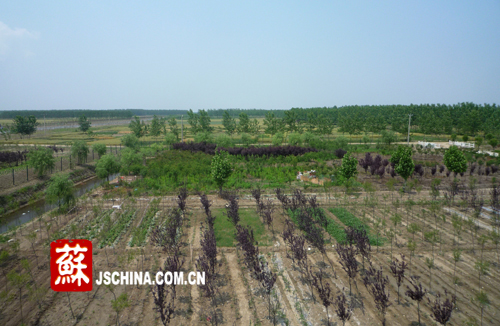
[226,253,251,326]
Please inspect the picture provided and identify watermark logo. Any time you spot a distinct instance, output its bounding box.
[50,239,92,292]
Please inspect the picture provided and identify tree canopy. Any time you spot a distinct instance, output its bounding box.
[78,115,91,132]
[45,174,75,209]
[27,148,55,177]
[13,115,39,138]
[443,146,467,175]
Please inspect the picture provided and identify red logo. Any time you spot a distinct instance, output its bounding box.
[50,239,92,292]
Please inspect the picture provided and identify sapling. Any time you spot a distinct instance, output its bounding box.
[312,269,333,326]
[363,265,391,326]
[472,290,490,326]
[7,270,30,325]
[225,194,240,226]
[428,291,455,326]
[336,243,358,296]
[251,187,262,211]
[259,261,279,325]
[389,254,408,304]
[407,240,417,275]
[384,228,396,259]
[111,292,130,326]
[425,257,435,291]
[199,194,215,227]
[474,260,490,289]
[26,231,38,266]
[334,290,352,326]
[405,276,427,326]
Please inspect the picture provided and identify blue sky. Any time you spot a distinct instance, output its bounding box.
[0,1,499,111]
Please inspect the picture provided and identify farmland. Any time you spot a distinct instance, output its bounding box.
[1,105,500,326]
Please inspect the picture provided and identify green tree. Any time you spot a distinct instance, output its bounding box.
[272,132,285,146]
[194,131,214,143]
[288,132,302,146]
[198,109,213,133]
[211,150,232,194]
[338,152,358,192]
[471,290,490,326]
[187,109,199,134]
[121,134,140,150]
[71,140,89,165]
[222,110,237,136]
[444,146,467,176]
[27,148,55,177]
[390,146,415,190]
[7,270,30,325]
[46,174,74,209]
[149,115,162,139]
[112,293,130,326]
[238,112,250,134]
[78,115,91,132]
[128,116,148,138]
[263,111,280,136]
[381,130,398,145]
[333,136,349,150]
[120,148,143,175]
[96,155,121,181]
[240,133,252,147]
[215,134,233,148]
[13,115,39,138]
[488,138,498,149]
[92,143,107,158]
[475,137,483,150]
[164,133,177,149]
[167,117,179,140]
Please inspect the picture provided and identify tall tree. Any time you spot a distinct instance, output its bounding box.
[27,148,55,177]
[71,140,90,165]
[45,174,75,209]
[78,115,91,132]
[238,112,250,134]
[443,146,467,176]
[222,110,237,136]
[187,109,199,134]
[390,146,415,191]
[149,115,162,139]
[167,117,179,140]
[211,150,232,194]
[198,109,213,133]
[129,116,148,138]
[13,115,39,138]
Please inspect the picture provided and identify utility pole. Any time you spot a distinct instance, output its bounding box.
[407,114,413,145]
[181,115,183,142]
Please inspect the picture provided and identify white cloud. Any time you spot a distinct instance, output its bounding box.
[0,21,38,55]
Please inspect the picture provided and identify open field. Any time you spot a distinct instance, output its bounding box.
[1,178,499,326]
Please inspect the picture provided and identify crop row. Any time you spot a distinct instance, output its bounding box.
[99,209,137,248]
[129,202,160,247]
[85,209,113,240]
[328,207,383,246]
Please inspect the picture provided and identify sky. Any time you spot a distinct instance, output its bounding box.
[0,1,499,111]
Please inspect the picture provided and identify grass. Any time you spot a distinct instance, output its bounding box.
[328,207,383,246]
[212,208,271,247]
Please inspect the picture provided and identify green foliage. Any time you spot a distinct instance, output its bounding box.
[96,154,121,181]
[391,145,415,182]
[149,115,162,137]
[45,174,75,208]
[301,132,320,148]
[488,138,498,148]
[444,146,467,175]
[129,116,148,138]
[338,152,358,181]
[164,133,177,148]
[130,203,159,247]
[462,135,469,142]
[71,140,89,164]
[381,130,398,145]
[92,143,107,158]
[288,132,302,146]
[328,207,383,245]
[222,110,237,136]
[238,112,251,133]
[27,148,55,177]
[194,132,214,144]
[121,134,140,150]
[13,115,39,138]
[333,136,349,150]
[167,117,179,139]
[272,132,285,146]
[240,133,253,147]
[99,210,136,248]
[120,148,143,175]
[78,115,91,132]
[215,134,233,148]
[263,111,282,136]
[213,208,270,247]
[211,150,232,191]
